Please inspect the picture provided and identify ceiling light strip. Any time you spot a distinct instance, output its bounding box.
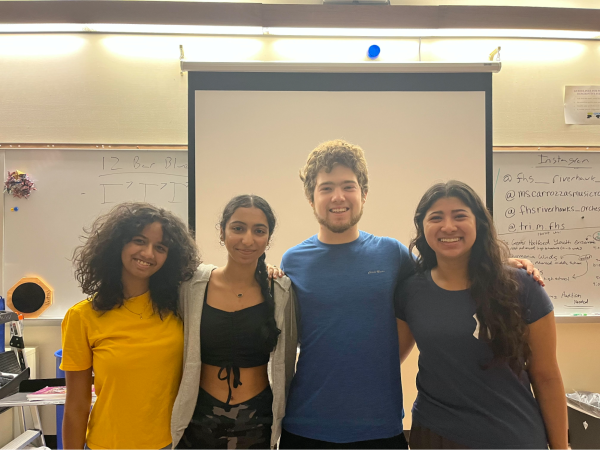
[0,24,598,40]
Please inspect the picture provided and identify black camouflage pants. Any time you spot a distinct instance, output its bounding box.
[177,386,273,449]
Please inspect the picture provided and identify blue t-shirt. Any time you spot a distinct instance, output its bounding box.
[395,268,553,449]
[281,231,414,443]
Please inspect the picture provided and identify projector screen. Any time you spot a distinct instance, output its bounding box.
[188,70,491,267]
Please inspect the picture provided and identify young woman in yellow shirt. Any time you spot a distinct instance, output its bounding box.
[61,203,200,450]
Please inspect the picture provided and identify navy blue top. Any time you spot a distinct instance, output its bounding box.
[395,268,553,449]
[281,231,414,443]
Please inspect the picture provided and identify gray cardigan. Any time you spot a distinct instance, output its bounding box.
[171,264,298,449]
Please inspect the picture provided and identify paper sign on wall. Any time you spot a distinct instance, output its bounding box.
[564,86,600,125]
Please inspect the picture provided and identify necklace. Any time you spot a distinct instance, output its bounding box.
[122,300,148,319]
[222,271,252,299]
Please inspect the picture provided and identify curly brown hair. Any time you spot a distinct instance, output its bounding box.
[73,202,201,317]
[410,181,530,375]
[300,139,369,203]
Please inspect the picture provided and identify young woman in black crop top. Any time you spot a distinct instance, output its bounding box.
[177,195,282,449]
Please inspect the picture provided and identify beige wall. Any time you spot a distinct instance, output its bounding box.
[2,34,600,145]
[2,32,600,434]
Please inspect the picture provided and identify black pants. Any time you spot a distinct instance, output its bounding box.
[279,428,408,449]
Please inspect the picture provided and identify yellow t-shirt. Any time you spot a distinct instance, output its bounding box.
[60,292,183,450]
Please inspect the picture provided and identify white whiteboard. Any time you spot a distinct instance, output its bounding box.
[195,90,487,271]
[494,152,600,317]
[3,149,188,319]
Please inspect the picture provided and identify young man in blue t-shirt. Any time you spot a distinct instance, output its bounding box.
[278,139,541,449]
[279,139,413,449]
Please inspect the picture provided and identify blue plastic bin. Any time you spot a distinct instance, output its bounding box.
[55,349,65,449]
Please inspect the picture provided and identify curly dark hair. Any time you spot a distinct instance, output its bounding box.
[299,139,369,203]
[73,202,201,317]
[219,195,281,353]
[409,180,530,374]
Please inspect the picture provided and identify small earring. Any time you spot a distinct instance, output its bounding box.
[219,240,225,247]
[266,244,270,250]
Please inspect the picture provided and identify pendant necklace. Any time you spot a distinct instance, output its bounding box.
[223,271,250,299]
[122,297,147,319]
[123,303,146,319]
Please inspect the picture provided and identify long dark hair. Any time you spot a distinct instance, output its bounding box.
[409,181,529,374]
[219,195,281,353]
[73,202,201,317]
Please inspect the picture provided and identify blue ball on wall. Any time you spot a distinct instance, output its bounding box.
[367,45,381,59]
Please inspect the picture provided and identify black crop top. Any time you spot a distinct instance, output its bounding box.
[200,282,271,404]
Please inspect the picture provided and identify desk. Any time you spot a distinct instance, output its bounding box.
[0,392,96,408]
[0,393,65,407]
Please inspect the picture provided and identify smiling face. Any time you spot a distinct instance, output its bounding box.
[121,221,169,286]
[222,206,270,266]
[311,164,366,236]
[423,196,477,265]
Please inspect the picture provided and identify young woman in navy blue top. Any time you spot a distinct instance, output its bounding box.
[176,195,283,449]
[396,181,568,449]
